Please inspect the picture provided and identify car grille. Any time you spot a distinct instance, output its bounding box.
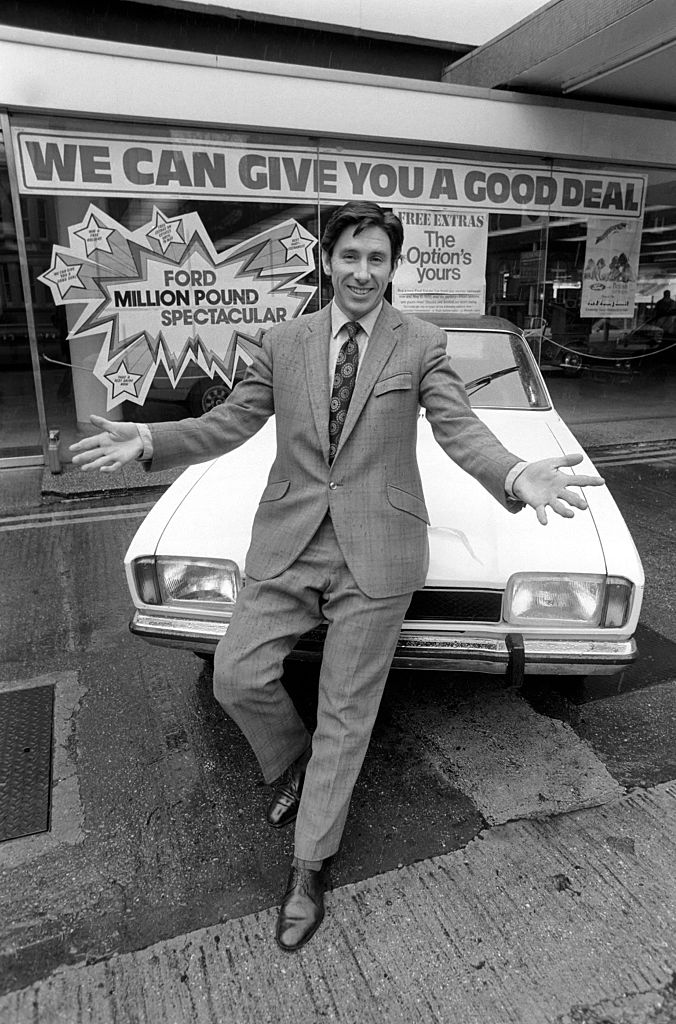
[405,588,503,623]
[292,588,504,654]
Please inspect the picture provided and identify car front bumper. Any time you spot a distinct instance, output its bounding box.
[130,612,637,678]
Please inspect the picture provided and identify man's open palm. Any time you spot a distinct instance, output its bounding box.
[69,415,143,472]
[513,453,605,525]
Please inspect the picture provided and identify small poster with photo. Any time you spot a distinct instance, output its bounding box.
[580,217,643,317]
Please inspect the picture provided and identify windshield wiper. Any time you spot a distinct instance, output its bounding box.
[465,365,519,395]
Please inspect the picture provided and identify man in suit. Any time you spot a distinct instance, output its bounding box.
[71,201,604,952]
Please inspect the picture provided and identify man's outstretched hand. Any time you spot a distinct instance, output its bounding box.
[69,415,143,472]
[513,453,605,525]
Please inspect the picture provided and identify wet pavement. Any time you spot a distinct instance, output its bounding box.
[0,457,674,1021]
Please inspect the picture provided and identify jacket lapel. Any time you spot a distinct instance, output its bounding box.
[302,304,332,462]
[332,301,402,458]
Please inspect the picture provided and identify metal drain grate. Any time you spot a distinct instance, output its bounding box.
[0,685,55,842]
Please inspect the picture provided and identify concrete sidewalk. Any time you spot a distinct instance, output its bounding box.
[1,782,674,1024]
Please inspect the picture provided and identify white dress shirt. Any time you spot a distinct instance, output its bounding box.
[328,299,383,386]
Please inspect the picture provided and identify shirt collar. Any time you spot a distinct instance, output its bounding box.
[330,299,383,340]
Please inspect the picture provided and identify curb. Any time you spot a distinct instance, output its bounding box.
[585,438,676,467]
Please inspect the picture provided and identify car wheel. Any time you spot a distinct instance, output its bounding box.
[188,378,231,416]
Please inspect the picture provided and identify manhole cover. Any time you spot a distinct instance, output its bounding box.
[0,685,54,842]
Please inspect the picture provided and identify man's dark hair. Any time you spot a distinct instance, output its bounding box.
[321,202,404,268]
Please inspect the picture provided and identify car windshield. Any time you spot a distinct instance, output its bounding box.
[444,330,549,410]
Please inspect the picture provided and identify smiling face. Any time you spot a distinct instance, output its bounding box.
[322,224,396,320]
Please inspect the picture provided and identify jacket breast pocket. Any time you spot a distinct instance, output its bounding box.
[374,372,413,397]
[259,479,290,503]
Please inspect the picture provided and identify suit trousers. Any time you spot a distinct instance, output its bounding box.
[213,515,413,862]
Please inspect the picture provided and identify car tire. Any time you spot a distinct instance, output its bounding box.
[188,378,231,416]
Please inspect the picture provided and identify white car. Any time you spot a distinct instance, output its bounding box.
[125,315,644,685]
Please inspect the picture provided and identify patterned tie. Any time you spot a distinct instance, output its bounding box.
[328,320,361,464]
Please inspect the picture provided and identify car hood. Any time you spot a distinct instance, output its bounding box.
[420,409,606,587]
[142,409,616,588]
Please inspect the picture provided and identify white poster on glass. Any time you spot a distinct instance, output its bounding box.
[392,208,488,314]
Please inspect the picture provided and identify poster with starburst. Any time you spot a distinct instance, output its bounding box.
[39,206,317,408]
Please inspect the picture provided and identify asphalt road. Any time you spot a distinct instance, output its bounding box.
[0,458,674,1009]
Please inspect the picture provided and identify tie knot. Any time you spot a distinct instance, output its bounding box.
[345,321,361,342]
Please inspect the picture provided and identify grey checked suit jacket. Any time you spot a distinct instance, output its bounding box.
[147,302,523,598]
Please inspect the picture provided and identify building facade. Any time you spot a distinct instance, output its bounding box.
[1,20,675,467]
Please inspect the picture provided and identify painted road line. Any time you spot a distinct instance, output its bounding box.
[0,501,155,523]
[0,512,149,532]
[0,502,155,532]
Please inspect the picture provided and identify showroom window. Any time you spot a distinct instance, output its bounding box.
[5,114,675,461]
[0,126,47,462]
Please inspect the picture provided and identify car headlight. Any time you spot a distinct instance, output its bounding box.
[133,557,242,611]
[504,573,633,628]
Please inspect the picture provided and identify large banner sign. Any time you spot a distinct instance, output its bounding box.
[392,208,488,314]
[38,205,317,409]
[580,217,643,317]
[14,129,646,218]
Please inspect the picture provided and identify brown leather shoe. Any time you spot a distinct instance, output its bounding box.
[275,863,328,952]
[266,759,306,829]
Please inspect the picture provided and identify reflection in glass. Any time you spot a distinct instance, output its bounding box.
[0,137,44,458]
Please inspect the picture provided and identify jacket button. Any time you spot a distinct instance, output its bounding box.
[328,481,337,490]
